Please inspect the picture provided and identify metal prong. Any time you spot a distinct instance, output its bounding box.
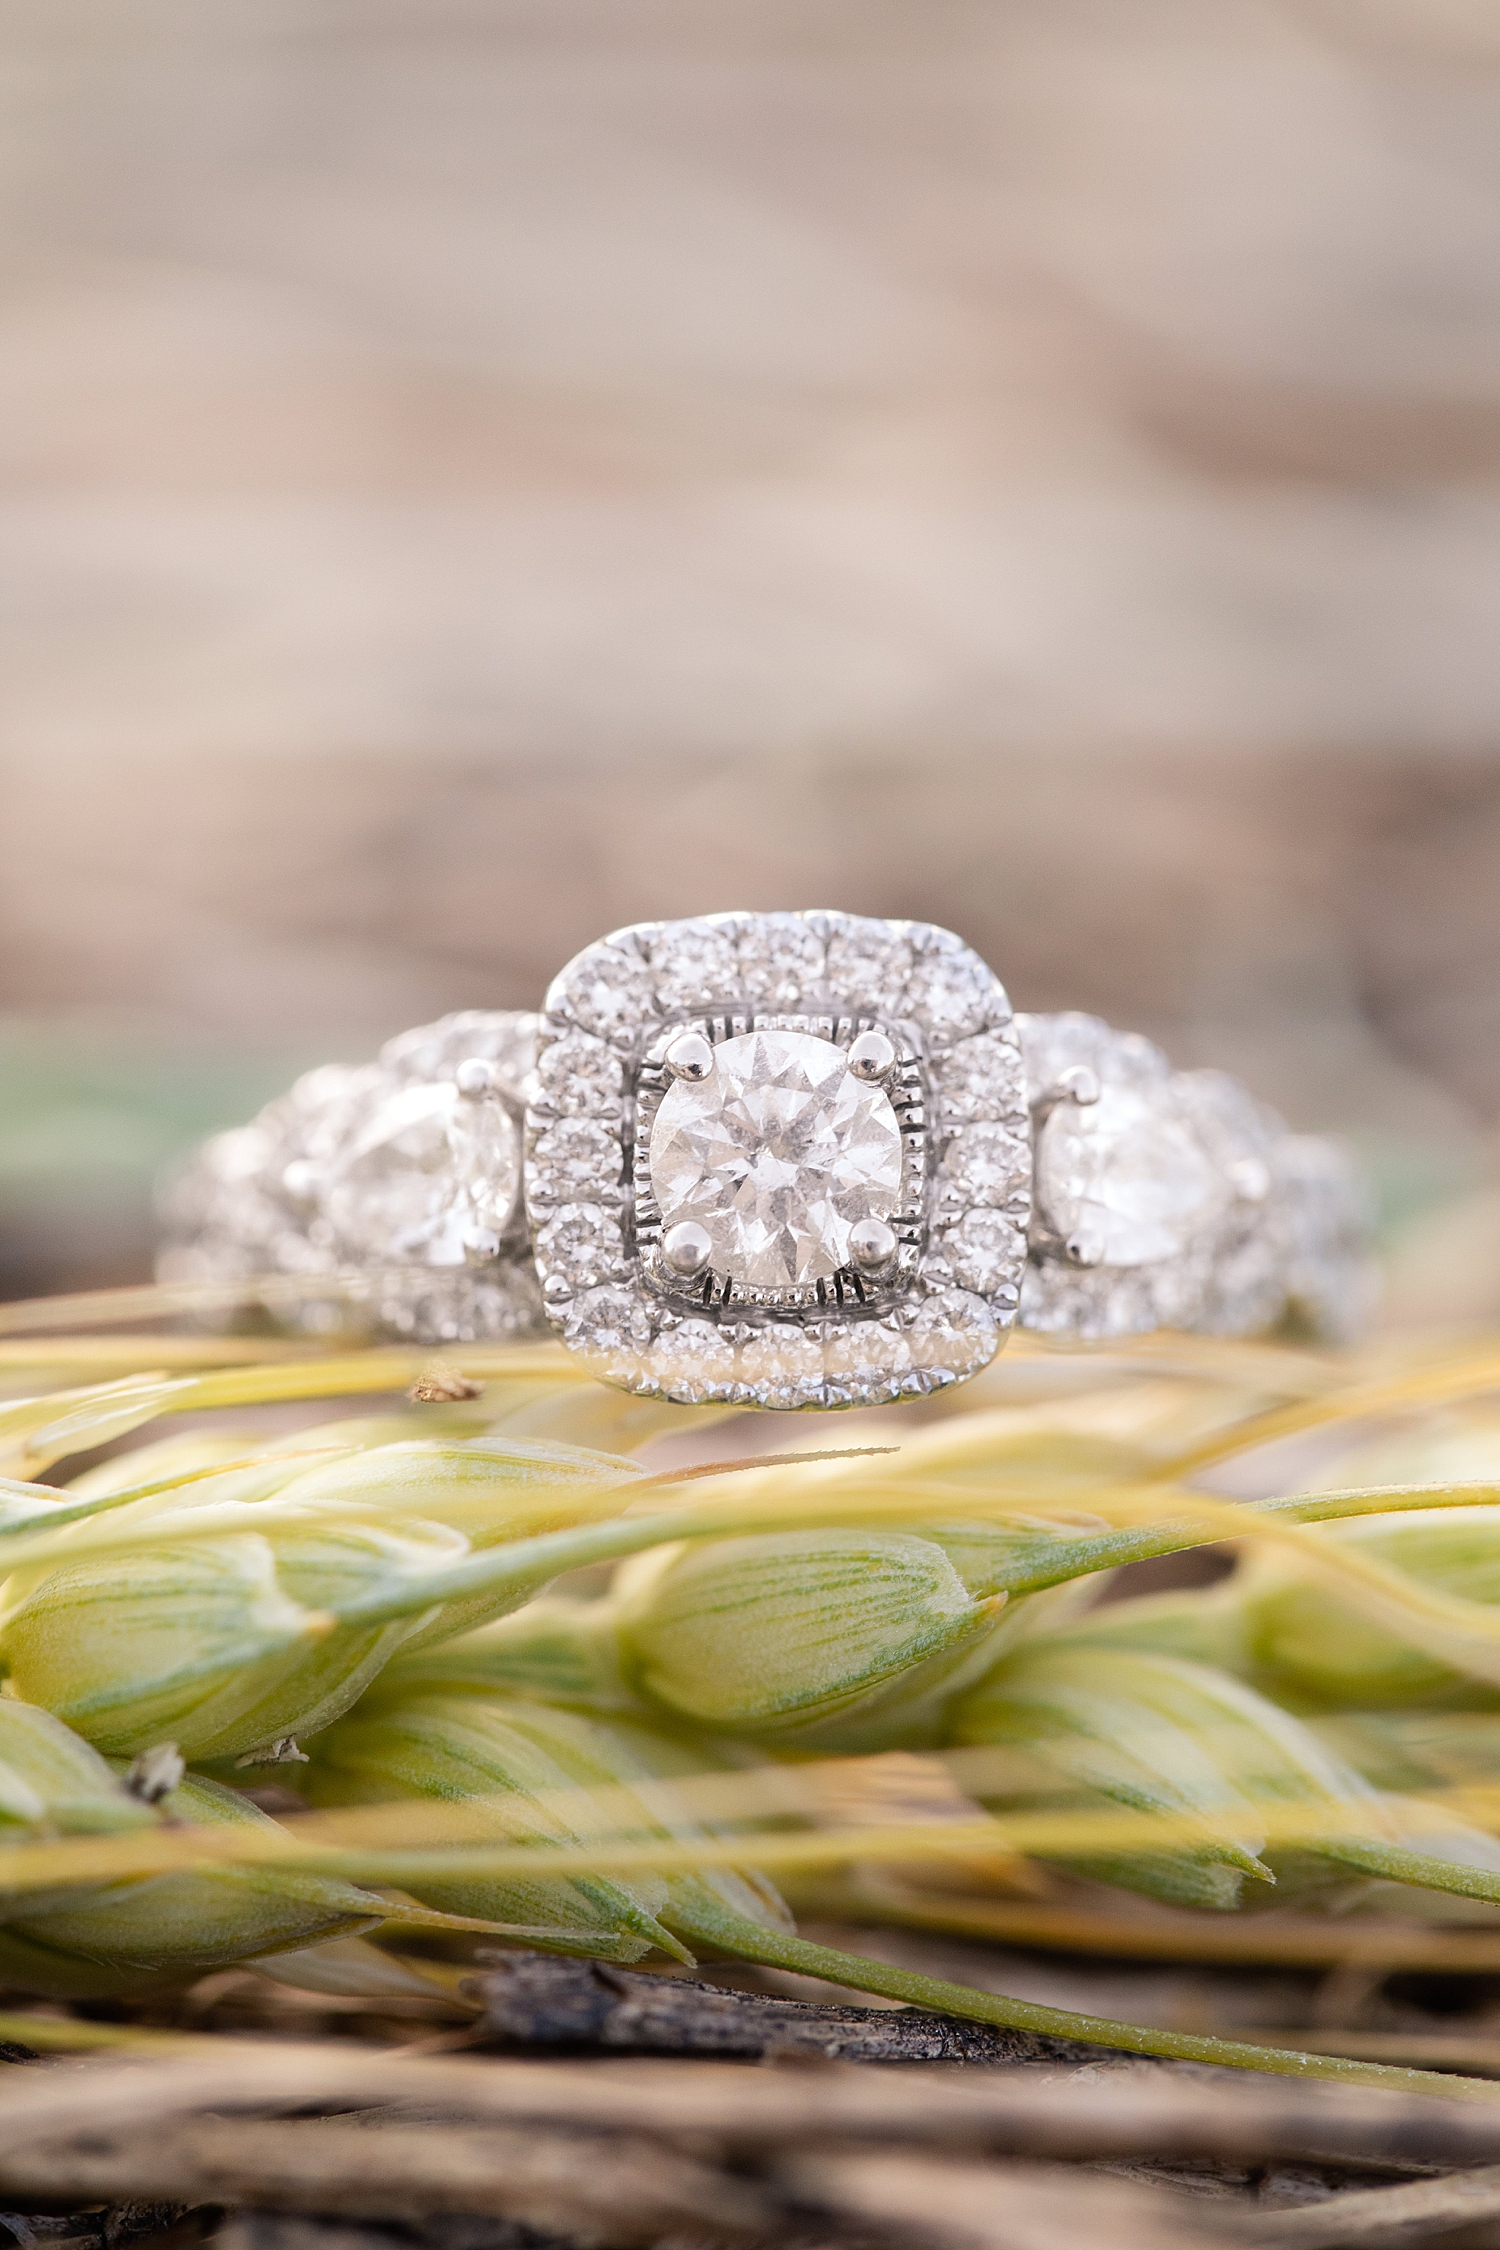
[665,1032,715,1082]
[847,1030,897,1083]
[1227,1156,1271,1203]
[663,1219,714,1276]
[1064,1226,1106,1268]
[1054,1064,1101,1106]
[462,1226,502,1265]
[849,1217,898,1269]
[455,1058,498,1098]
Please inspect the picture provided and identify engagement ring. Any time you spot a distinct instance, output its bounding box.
[159,911,1372,1406]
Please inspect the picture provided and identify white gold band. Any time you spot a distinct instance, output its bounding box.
[158,911,1373,1403]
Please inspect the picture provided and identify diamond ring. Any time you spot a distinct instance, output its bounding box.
[158,911,1372,1407]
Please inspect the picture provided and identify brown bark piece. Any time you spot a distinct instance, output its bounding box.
[468,1954,1111,2066]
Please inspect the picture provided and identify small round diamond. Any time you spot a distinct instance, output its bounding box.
[548,943,654,1045]
[823,1318,913,1401]
[648,1028,903,1288]
[650,917,740,1014]
[938,1209,1024,1295]
[939,1122,1029,1208]
[738,1323,824,1408]
[529,1118,622,1203]
[653,1317,738,1403]
[534,1202,628,1288]
[931,1033,1024,1126]
[903,939,1004,1044]
[564,1286,655,1385]
[736,914,826,1007]
[824,918,913,1015]
[536,1032,625,1119]
[906,1290,998,1382]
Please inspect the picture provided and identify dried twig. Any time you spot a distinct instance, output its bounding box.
[786,2149,1247,2250]
[832,1884,1500,1975]
[1252,2162,1500,2247]
[3,2043,1500,2173]
[0,2114,767,2247]
[469,1954,1103,2064]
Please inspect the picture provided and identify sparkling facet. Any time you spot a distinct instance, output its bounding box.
[939,1209,1024,1295]
[550,945,653,1044]
[1035,1084,1229,1267]
[536,1032,625,1119]
[736,915,826,1007]
[903,940,1002,1042]
[534,1202,627,1288]
[939,1122,1029,1207]
[648,1028,903,1288]
[931,1033,1025,1125]
[824,1318,913,1399]
[529,1118,622,1201]
[650,917,739,1013]
[824,918,913,1014]
[380,1011,540,1102]
[906,1289,997,1379]
[737,1322,824,1408]
[323,1081,520,1263]
[653,1317,738,1404]
[563,1285,654,1384]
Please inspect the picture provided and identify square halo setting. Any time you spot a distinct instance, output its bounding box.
[524,911,1030,1408]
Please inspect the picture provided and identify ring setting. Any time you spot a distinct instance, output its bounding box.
[524,913,1029,1407]
[158,907,1374,1402]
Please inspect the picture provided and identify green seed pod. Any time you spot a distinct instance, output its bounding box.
[0,1436,648,1760]
[612,1529,1009,1754]
[58,1410,498,1506]
[1029,1584,1256,1675]
[0,1699,498,1999]
[302,1690,789,1963]
[364,1596,639,1715]
[0,1698,159,1838]
[950,1644,1292,1908]
[1237,1508,1500,1712]
[0,1769,398,1999]
[948,1643,1500,1913]
[64,1429,269,1498]
[1311,1709,1500,1795]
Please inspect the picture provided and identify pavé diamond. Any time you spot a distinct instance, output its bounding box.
[736,916,826,1007]
[536,1032,625,1118]
[939,1121,1029,1208]
[932,1033,1025,1125]
[549,943,653,1045]
[534,1201,627,1288]
[1035,1083,1228,1268]
[648,1028,904,1289]
[653,1317,738,1403]
[824,918,912,1015]
[529,1118,622,1202]
[939,1208,1024,1295]
[650,917,739,1014]
[737,1321,824,1407]
[904,937,1001,1041]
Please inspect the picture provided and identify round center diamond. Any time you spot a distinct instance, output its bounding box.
[648,1029,904,1289]
[1035,1084,1227,1268]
